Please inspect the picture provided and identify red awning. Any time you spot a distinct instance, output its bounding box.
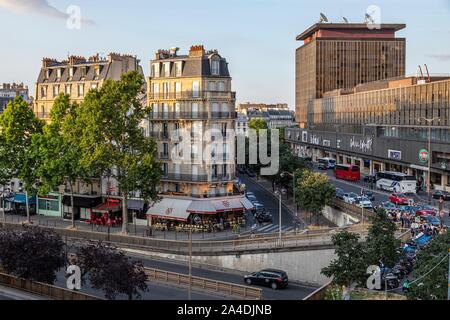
[92,199,121,214]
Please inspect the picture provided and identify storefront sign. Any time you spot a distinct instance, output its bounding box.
[419,149,429,164]
[310,134,321,145]
[302,131,308,143]
[323,140,331,147]
[388,150,402,160]
[165,207,174,215]
[350,137,373,152]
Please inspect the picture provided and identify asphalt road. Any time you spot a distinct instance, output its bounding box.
[0,285,46,300]
[124,252,317,300]
[238,174,302,234]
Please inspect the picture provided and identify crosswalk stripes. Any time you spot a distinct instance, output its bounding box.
[253,224,295,233]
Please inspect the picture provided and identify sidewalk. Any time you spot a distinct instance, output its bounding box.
[0,213,251,241]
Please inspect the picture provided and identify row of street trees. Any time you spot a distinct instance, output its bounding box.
[0,72,162,234]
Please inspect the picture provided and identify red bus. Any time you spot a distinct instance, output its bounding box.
[334,164,361,181]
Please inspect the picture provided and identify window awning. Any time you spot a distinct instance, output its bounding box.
[187,200,217,215]
[240,197,255,210]
[62,195,103,208]
[212,198,244,212]
[4,193,36,205]
[188,196,254,214]
[92,199,121,214]
[127,199,147,211]
[147,198,193,222]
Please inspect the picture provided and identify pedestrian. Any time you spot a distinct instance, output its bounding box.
[402,279,410,295]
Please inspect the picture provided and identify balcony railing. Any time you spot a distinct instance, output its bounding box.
[161,173,209,182]
[35,112,50,119]
[149,91,236,100]
[160,152,169,160]
[149,112,236,120]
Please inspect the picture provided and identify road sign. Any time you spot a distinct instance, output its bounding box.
[419,149,429,164]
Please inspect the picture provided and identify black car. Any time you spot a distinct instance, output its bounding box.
[246,167,257,178]
[255,211,273,223]
[244,269,289,290]
[432,190,450,201]
[237,166,246,175]
[361,190,375,201]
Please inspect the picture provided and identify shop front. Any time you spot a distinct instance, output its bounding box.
[62,195,103,221]
[89,198,122,226]
[146,196,254,233]
[128,199,148,226]
[37,193,62,217]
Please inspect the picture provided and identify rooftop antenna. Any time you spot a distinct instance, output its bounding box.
[319,13,329,23]
[342,17,349,23]
[365,13,375,24]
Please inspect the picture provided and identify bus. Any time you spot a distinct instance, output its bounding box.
[334,164,361,181]
[375,171,417,194]
[318,157,337,170]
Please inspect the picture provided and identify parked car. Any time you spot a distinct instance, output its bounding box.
[415,204,437,216]
[432,190,450,201]
[335,188,345,200]
[422,215,441,227]
[244,269,289,290]
[238,166,246,175]
[246,167,257,178]
[361,189,375,201]
[378,202,397,212]
[343,192,359,204]
[246,194,258,204]
[253,202,265,214]
[389,193,411,205]
[356,196,373,210]
[255,211,273,223]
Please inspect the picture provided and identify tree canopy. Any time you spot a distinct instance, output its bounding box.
[0,226,65,284]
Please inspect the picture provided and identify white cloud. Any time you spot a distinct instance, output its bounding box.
[427,54,450,61]
[0,0,94,25]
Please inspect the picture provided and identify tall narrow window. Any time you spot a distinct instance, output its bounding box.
[175,61,183,77]
[192,81,199,98]
[78,84,84,97]
[211,60,220,75]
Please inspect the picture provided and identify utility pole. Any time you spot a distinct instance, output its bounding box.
[447,249,450,301]
[418,117,440,204]
[188,225,193,300]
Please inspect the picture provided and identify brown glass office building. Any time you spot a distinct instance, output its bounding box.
[295,23,406,128]
[288,23,450,192]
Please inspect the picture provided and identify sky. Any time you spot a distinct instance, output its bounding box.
[0,0,450,109]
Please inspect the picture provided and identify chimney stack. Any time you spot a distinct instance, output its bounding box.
[189,45,205,58]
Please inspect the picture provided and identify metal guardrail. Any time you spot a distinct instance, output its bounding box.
[144,268,262,300]
[0,272,101,300]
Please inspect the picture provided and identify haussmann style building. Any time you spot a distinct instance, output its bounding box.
[145,45,253,232]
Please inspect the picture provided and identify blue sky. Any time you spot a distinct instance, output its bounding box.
[0,0,449,108]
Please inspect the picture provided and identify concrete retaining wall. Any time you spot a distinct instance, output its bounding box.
[322,205,360,227]
[141,248,336,286]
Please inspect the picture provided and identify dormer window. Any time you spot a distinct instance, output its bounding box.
[80,67,86,78]
[175,61,183,77]
[94,66,100,77]
[56,68,62,79]
[69,68,74,78]
[163,62,171,77]
[152,63,160,78]
[211,59,220,76]
[45,70,50,79]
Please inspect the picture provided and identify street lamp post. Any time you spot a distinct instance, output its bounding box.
[274,188,287,246]
[418,117,440,204]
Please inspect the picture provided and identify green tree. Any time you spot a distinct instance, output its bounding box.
[32,94,85,228]
[321,231,367,287]
[73,71,161,234]
[0,97,43,222]
[247,118,268,132]
[295,171,335,225]
[407,231,450,300]
[364,209,400,268]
